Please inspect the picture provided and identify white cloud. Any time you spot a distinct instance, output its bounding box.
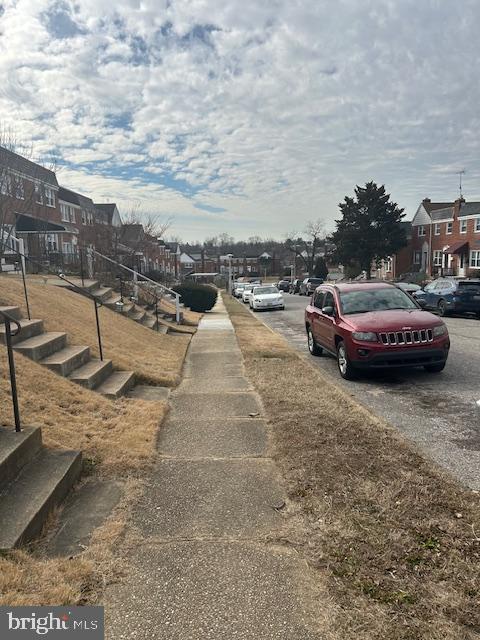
[2,0,480,241]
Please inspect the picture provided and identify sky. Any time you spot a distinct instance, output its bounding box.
[1,0,480,242]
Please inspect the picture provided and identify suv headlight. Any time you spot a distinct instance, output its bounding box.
[352,331,378,342]
[433,324,448,337]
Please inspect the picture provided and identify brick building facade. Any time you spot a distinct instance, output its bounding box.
[411,198,480,277]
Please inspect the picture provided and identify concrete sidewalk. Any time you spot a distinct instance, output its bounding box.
[106,297,322,639]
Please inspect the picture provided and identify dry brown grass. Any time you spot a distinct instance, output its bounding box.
[0,351,165,474]
[0,276,191,386]
[224,293,480,640]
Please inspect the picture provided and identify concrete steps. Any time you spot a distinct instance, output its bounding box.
[69,359,113,390]
[97,371,135,398]
[14,331,67,361]
[40,345,91,377]
[0,426,81,550]
[2,306,135,399]
[0,305,23,322]
[91,286,113,302]
[129,309,146,323]
[0,318,44,344]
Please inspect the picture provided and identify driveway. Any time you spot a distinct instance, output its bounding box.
[251,293,480,490]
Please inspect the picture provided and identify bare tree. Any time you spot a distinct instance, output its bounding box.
[285,218,325,275]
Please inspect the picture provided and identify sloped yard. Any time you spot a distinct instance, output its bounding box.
[0,276,192,386]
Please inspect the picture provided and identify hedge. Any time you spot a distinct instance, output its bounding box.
[173,282,217,312]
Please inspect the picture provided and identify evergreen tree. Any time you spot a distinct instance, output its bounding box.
[313,256,328,279]
[330,182,406,279]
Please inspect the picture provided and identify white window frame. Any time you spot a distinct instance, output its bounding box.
[475,217,480,233]
[433,250,443,267]
[34,182,43,204]
[45,186,55,208]
[60,203,69,222]
[470,250,480,268]
[446,221,453,234]
[15,176,24,200]
[460,219,468,234]
[69,207,76,223]
[434,223,441,235]
[418,225,426,237]
[1,173,12,196]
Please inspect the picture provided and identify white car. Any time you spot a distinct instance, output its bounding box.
[233,283,246,298]
[249,286,285,311]
[242,286,255,303]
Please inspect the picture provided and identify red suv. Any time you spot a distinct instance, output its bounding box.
[305,282,450,380]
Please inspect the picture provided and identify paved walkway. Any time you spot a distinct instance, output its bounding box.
[106,298,322,639]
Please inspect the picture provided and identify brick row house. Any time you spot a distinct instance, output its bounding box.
[411,198,480,278]
[0,145,180,279]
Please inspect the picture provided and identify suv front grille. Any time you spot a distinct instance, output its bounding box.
[379,329,433,346]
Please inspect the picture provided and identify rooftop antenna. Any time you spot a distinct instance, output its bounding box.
[456,169,466,199]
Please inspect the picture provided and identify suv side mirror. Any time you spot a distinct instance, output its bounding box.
[416,298,427,309]
[322,305,334,316]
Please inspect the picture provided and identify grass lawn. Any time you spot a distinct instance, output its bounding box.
[0,276,193,386]
[223,293,480,640]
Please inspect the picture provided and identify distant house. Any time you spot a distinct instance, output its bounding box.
[0,145,63,262]
[94,203,122,228]
[411,198,480,277]
[373,221,413,280]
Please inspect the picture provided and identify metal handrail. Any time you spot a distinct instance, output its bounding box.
[0,308,22,432]
[91,249,182,323]
[0,240,105,361]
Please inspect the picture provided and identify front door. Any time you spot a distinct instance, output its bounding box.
[315,291,336,352]
[458,252,467,277]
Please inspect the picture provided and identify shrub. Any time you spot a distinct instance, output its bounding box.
[173,282,217,312]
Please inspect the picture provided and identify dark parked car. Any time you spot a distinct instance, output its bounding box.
[395,282,422,295]
[290,279,302,294]
[299,277,324,296]
[305,282,450,380]
[413,278,480,317]
[277,279,291,292]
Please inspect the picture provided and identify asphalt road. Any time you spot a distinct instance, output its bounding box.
[248,293,480,490]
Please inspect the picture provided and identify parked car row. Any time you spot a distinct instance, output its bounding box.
[232,282,285,311]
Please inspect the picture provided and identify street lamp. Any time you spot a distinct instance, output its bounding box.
[226,253,233,294]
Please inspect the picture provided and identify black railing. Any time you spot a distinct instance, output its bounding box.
[113,275,161,331]
[0,240,105,361]
[0,308,22,432]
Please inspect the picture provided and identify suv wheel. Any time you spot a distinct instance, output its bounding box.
[336,341,357,380]
[437,300,448,317]
[425,362,446,373]
[307,327,322,356]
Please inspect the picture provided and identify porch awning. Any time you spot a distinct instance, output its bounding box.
[15,214,73,234]
[443,241,469,255]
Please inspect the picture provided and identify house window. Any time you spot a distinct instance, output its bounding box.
[446,221,453,234]
[385,257,392,272]
[1,173,12,195]
[475,217,480,233]
[460,219,467,234]
[62,242,73,254]
[414,251,421,264]
[45,187,55,207]
[46,234,58,252]
[82,210,87,225]
[60,203,69,222]
[470,251,480,268]
[418,225,426,237]
[35,183,43,204]
[14,176,24,199]
[434,223,441,235]
[69,207,76,223]
[433,250,443,267]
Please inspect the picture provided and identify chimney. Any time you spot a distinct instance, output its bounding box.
[422,197,431,203]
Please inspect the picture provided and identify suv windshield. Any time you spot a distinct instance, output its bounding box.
[340,287,417,314]
[253,287,279,295]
